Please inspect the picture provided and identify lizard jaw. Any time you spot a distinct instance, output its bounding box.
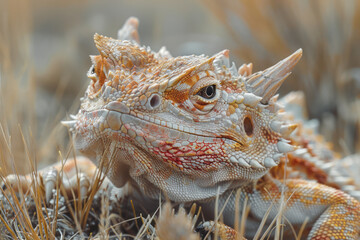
[70,106,285,173]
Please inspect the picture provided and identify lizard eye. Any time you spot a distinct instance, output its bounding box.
[196,85,216,99]
[88,65,96,77]
[190,78,220,113]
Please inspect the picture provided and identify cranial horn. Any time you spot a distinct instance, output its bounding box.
[117,17,140,44]
[94,33,150,68]
[245,49,302,104]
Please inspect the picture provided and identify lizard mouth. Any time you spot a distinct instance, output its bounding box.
[95,104,281,170]
[102,109,273,170]
[65,107,281,171]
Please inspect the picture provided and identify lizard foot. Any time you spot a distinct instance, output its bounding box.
[196,221,246,240]
[1,156,100,203]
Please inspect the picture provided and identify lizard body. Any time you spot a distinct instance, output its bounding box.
[5,17,360,239]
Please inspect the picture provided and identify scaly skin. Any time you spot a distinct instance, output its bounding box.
[5,17,360,239]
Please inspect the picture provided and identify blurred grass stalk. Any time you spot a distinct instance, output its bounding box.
[202,0,360,154]
[0,0,72,176]
[0,0,35,175]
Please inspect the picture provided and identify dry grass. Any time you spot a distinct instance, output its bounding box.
[0,0,359,239]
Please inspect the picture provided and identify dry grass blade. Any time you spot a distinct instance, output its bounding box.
[238,194,249,239]
[296,217,309,240]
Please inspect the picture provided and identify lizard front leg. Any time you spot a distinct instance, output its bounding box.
[252,178,360,239]
[282,179,360,239]
[201,178,360,239]
[2,157,107,203]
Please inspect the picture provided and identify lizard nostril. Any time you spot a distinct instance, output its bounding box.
[148,94,161,109]
[244,116,253,137]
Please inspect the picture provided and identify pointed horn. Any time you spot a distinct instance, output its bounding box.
[245,49,302,104]
[238,63,253,77]
[167,56,217,87]
[94,33,150,68]
[61,120,76,128]
[117,17,140,44]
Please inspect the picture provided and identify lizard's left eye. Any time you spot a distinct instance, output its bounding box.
[91,65,96,74]
[197,85,216,99]
[88,65,96,77]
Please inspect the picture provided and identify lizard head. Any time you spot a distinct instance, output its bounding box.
[64,18,302,201]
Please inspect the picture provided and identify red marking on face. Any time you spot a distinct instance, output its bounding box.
[149,140,226,171]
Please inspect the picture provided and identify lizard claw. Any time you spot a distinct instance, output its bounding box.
[78,172,90,199]
[43,166,91,202]
[60,171,91,200]
[42,168,59,203]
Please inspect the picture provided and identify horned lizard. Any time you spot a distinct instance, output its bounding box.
[3,17,360,239]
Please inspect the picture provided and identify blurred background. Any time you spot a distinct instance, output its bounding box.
[0,0,359,174]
